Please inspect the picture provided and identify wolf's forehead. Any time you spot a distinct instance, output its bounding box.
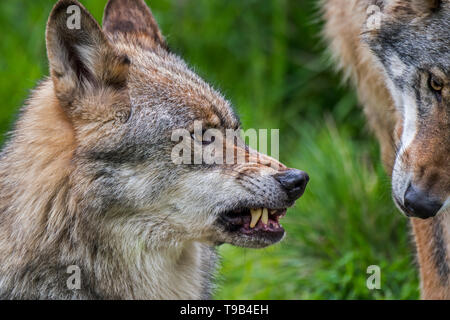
[127,49,239,128]
[376,15,450,70]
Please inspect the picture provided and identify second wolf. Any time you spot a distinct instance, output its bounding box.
[323,0,450,298]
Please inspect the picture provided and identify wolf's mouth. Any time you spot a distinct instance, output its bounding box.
[219,207,287,241]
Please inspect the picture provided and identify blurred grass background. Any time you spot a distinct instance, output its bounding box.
[0,0,419,299]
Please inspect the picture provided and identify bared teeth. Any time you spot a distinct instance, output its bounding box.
[250,208,262,228]
[249,208,279,228]
[262,208,269,225]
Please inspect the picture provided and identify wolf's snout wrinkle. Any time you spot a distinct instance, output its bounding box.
[404,183,443,219]
[274,169,309,201]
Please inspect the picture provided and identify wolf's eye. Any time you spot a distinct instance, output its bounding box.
[429,75,443,93]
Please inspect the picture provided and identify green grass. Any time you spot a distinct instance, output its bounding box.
[0,0,419,299]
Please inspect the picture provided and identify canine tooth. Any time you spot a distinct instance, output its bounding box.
[250,208,262,228]
[262,208,269,225]
[270,209,276,215]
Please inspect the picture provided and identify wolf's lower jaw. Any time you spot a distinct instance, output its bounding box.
[218,207,288,247]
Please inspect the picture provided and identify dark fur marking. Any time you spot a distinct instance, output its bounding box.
[432,218,450,283]
[104,77,128,91]
[103,0,168,50]
[107,20,136,34]
[63,38,96,86]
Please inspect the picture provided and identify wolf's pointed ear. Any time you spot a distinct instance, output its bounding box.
[46,0,130,103]
[102,0,167,50]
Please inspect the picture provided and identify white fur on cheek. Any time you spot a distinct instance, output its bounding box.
[400,93,418,153]
[383,53,406,109]
[169,171,244,226]
[392,92,418,202]
[390,54,407,79]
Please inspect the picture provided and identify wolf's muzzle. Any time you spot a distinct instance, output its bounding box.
[274,169,309,202]
[403,183,443,219]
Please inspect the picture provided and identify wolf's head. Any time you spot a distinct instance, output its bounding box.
[364,0,450,219]
[44,0,308,249]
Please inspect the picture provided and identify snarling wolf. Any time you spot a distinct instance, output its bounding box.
[323,0,450,298]
[0,0,308,299]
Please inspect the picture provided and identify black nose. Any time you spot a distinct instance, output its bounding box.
[404,184,442,219]
[274,169,309,201]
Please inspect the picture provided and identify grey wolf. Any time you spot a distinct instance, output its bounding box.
[0,0,308,299]
[323,0,450,298]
